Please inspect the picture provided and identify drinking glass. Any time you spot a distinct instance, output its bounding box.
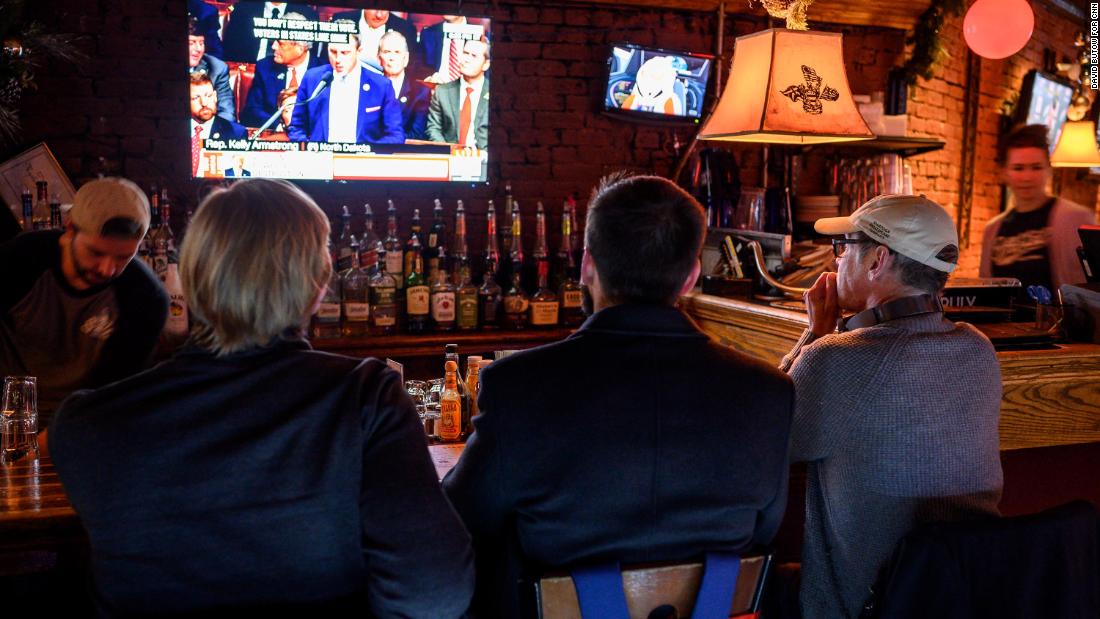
[2,376,39,464]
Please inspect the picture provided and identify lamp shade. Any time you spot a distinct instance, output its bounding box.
[700,29,874,144]
[1050,120,1100,167]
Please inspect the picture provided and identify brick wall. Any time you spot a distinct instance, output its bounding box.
[7,0,1097,265]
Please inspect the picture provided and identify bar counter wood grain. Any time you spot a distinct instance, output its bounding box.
[0,458,82,552]
[681,291,1100,451]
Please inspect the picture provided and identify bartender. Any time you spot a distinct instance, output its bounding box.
[980,123,1097,291]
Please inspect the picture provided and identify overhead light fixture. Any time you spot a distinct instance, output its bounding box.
[1050,120,1100,167]
[699,28,874,145]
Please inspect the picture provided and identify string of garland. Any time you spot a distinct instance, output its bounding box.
[898,0,966,86]
[0,0,84,145]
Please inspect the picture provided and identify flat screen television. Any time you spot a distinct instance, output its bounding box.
[187,2,491,182]
[1015,70,1074,153]
[603,43,713,123]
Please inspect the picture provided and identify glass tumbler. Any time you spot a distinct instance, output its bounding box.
[2,376,39,464]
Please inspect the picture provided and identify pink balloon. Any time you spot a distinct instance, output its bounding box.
[963,0,1034,60]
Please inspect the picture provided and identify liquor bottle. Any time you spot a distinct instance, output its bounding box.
[452,200,470,286]
[152,193,176,281]
[404,235,430,334]
[383,200,404,290]
[49,195,62,229]
[533,200,550,280]
[31,181,49,230]
[465,355,482,421]
[430,267,457,332]
[20,188,32,231]
[163,261,190,339]
[368,249,398,334]
[311,244,342,339]
[529,260,559,328]
[483,200,500,280]
[500,183,514,260]
[341,250,370,337]
[404,208,424,287]
[509,200,525,291]
[557,202,585,327]
[502,272,529,330]
[444,344,470,436]
[425,198,447,284]
[359,203,382,276]
[478,270,502,330]
[456,266,479,331]
[335,205,356,273]
[438,360,463,443]
[140,188,160,270]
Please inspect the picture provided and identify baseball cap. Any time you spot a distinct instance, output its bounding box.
[68,177,151,238]
[814,194,958,273]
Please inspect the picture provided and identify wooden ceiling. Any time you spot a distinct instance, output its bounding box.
[572,0,935,32]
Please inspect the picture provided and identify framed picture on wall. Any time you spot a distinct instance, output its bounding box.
[0,142,76,216]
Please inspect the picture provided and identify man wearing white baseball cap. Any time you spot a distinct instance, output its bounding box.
[0,177,168,430]
[777,194,1004,619]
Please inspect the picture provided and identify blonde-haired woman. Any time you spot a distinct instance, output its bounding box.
[51,179,473,616]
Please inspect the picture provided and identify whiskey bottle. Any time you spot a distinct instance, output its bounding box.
[533,200,550,283]
[341,250,371,337]
[502,272,529,330]
[529,260,559,328]
[452,200,471,287]
[483,200,500,280]
[557,202,585,327]
[152,194,176,281]
[438,360,463,443]
[430,267,457,332]
[509,200,525,291]
[383,200,404,290]
[404,235,430,334]
[425,198,447,284]
[31,181,49,230]
[478,271,502,330]
[456,267,479,331]
[359,203,382,276]
[368,249,398,334]
[311,245,342,339]
[335,205,356,273]
[403,208,424,290]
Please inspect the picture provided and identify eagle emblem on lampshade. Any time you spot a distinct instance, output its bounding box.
[781,65,839,115]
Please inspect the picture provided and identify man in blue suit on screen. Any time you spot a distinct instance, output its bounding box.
[287,26,404,144]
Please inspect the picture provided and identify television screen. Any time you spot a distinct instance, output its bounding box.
[1018,70,1074,152]
[188,3,491,182]
[603,43,712,121]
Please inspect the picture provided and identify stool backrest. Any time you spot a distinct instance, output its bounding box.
[535,554,771,619]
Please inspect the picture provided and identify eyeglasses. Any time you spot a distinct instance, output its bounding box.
[831,238,862,258]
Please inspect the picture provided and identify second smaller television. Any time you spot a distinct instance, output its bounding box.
[1016,70,1074,152]
[603,43,713,122]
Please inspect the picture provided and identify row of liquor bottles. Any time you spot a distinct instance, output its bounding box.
[311,191,587,337]
[19,181,63,231]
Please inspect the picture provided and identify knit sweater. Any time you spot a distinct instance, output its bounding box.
[782,313,1004,619]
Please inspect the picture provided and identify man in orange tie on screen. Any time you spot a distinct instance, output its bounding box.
[425,37,490,150]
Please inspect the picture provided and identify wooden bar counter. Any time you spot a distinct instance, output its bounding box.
[681,291,1100,452]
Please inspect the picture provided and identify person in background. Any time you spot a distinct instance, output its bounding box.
[378,30,430,140]
[425,37,490,149]
[190,72,248,143]
[288,26,404,144]
[420,15,470,78]
[0,177,166,430]
[187,0,223,59]
[980,124,1097,291]
[241,11,321,127]
[188,17,235,122]
[50,179,474,617]
[444,174,794,618]
[783,194,1003,619]
[330,8,421,72]
[221,1,318,63]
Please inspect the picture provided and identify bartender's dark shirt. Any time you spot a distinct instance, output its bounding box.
[990,198,1055,290]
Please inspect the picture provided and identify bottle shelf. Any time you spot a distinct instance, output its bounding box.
[312,327,575,361]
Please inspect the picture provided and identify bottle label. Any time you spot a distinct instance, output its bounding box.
[530,301,559,325]
[360,249,378,271]
[385,252,403,278]
[562,289,584,309]
[431,291,456,321]
[504,295,529,314]
[406,286,430,315]
[370,286,395,306]
[316,302,341,322]
[439,398,462,441]
[457,294,478,328]
[428,232,439,248]
[371,286,397,326]
[344,302,370,321]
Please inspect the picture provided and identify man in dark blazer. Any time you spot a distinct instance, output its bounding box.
[187,0,223,59]
[287,35,403,144]
[222,1,318,63]
[419,14,475,78]
[443,174,794,618]
[378,30,430,140]
[189,18,234,122]
[190,73,247,142]
[240,12,322,127]
[425,37,490,149]
[331,9,422,72]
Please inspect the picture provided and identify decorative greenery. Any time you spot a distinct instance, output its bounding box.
[0,0,84,145]
[898,0,966,86]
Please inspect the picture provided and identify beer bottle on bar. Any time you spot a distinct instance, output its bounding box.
[430,265,457,332]
[49,194,62,229]
[529,260,559,329]
[557,202,585,327]
[425,198,447,284]
[359,203,382,276]
[502,271,529,330]
[20,188,32,231]
[335,205,356,273]
[383,201,404,291]
[368,249,397,334]
[404,208,423,289]
[342,250,370,337]
[404,235,430,334]
[438,360,463,444]
[311,243,342,339]
[32,181,49,230]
